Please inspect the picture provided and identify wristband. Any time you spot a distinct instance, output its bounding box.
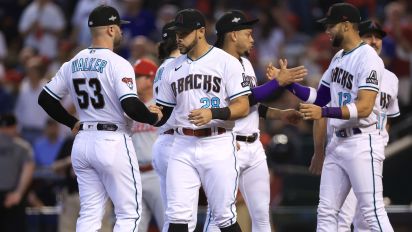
[346,103,358,119]
[321,107,342,119]
[258,104,269,119]
[211,107,231,120]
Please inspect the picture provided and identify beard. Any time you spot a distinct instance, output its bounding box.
[332,34,343,47]
[113,33,122,47]
[179,37,197,54]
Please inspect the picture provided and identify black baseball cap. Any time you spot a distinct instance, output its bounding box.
[88,5,130,28]
[317,3,361,25]
[169,9,206,32]
[216,10,259,34]
[359,20,387,38]
[162,21,176,40]
[0,113,17,128]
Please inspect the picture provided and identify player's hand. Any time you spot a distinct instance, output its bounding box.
[279,109,303,125]
[300,103,322,120]
[188,108,212,126]
[309,153,325,175]
[4,191,22,208]
[266,60,307,86]
[149,105,163,124]
[71,121,81,135]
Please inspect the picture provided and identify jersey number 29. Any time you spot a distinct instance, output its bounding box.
[73,78,105,109]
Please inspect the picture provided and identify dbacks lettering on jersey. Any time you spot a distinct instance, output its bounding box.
[171,74,221,96]
[380,92,392,109]
[331,67,353,90]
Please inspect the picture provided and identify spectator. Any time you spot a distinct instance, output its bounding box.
[18,0,65,59]
[0,113,35,232]
[33,119,64,167]
[14,56,49,145]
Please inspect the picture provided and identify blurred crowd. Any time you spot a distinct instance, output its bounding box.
[0,0,411,231]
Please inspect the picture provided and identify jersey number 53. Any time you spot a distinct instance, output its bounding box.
[73,78,105,109]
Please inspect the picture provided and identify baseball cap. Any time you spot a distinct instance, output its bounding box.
[134,59,158,79]
[216,10,259,34]
[317,3,361,25]
[359,20,387,38]
[169,9,206,32]
[0,113,17,128]
[88,5,130,28]
[162,21,176,40]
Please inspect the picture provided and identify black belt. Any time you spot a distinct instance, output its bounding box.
[162,129,174,135]
[236,133,258,143]
[335,128,362,138]
[79,123,118,131]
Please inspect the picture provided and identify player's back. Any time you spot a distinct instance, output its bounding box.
[55,48,136,126]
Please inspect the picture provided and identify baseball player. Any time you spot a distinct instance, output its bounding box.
[38,5,162,231]
[131,58,165,232]
[204,10,304,232]
[283,3,394,231]
[155,9,251,232]
[335,19,400,232]
[151,22,199,232]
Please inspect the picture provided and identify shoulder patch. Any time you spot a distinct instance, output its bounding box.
[122,77,134,90]
[241,73,250,87]
[366,70,378,85]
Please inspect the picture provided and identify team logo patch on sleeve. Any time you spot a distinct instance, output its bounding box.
[122,77,134,90]
[366,70,378,85]
[241,73,250,87]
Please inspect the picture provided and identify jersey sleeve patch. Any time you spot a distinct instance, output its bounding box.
[43,86,62,100]
[121,77,134,90]
[365,70,378,85]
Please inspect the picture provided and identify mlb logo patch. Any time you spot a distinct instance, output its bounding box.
[122,77,134,90]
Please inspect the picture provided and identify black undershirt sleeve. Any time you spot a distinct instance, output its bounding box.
[154,103,174,127]
[38,90,78,129]
[248,94,258,106]
[121,97,159,125]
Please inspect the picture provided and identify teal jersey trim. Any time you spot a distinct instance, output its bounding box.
[229,89,251,101]
[369,134,383,232]
[43,86,62,100]
[187,46,214,61]
[119,93,138,101]
[342,42,366,57]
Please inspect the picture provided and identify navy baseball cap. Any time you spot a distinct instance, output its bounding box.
[169,9,206,32]
[216,10,259,34]
[317,3,361,25]
[359,20,387,38]
[88,5,130,27]
[162,21,176,40]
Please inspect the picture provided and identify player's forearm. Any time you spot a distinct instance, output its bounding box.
[228,95,249,120]
[249,79,281,105]
[121,97,158,125]
[259,105,282,120]
[16,161,35,195]
[38,90,79,129]
[286,83,331,106]
[313,118,327,155]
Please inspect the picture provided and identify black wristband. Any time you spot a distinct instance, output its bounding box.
[211,107,231,120]
[258,104,269,119]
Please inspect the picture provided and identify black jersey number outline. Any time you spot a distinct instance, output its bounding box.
[73,78,105,109]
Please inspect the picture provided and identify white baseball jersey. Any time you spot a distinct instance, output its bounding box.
[131,98,158,164]
[44,48,137,127]
[376,69,400,145]
[153,57,177,134]
[233,57,259,135]
[156,47,251,130]
[320,43,385,130]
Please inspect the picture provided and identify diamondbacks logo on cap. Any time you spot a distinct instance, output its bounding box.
[122,77,134,89]
[89,21,93,26]
[232,17,241,23]
[109,15,117,21]
[342,16,348,20]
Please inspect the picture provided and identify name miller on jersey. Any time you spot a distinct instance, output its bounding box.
[71,58,108,73]
[331,67,353,90]
[171,74,222,96]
